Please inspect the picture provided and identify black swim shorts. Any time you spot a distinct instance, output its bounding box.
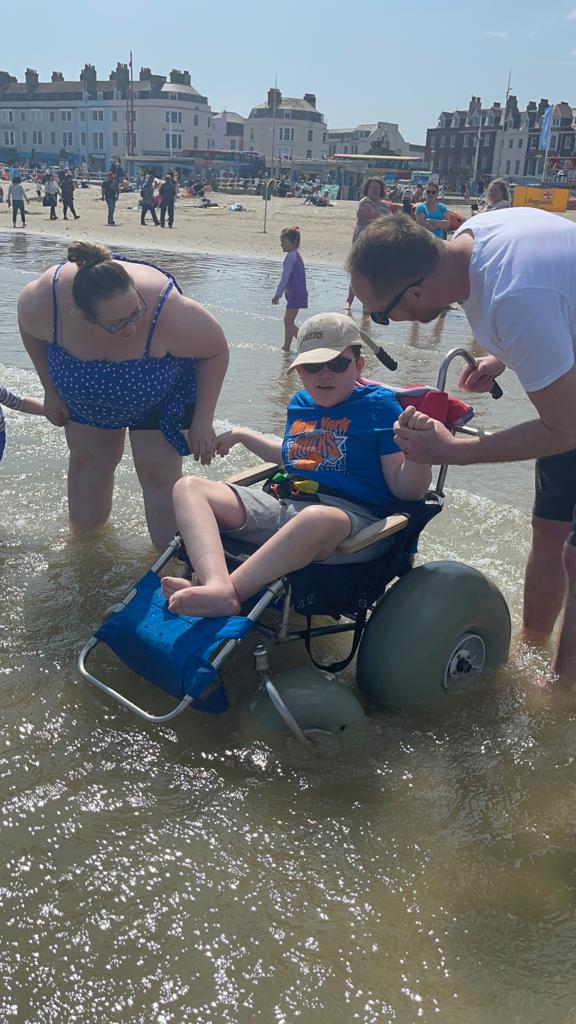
[534,448,576,544]
[129,402,195,432]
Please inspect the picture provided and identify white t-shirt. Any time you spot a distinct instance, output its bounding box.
[454,207,576,392]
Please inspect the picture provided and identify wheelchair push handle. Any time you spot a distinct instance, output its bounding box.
[437,347,503,400]
[358,327,398,371]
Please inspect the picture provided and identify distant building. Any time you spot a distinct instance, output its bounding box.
[425,95,576,184]
[245,88,328,163]
[212,111,245,151]
[0,64,214,170]
[327,121,414,157]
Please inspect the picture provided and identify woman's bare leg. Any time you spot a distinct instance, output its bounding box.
[165,500,351,618]
[283,308,299,352]
[65,422,125,532]
[130,429,184,549]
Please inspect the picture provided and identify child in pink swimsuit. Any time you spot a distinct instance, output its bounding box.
[271,225,308,353]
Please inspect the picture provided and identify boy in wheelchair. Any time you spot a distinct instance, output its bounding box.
[161,313,434,619]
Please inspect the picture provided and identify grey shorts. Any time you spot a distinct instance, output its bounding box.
[534,449,576,545]
[222,484,389,565]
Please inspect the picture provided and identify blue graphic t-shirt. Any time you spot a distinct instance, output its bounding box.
[281,384,403,515]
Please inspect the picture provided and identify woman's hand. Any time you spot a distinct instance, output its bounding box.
[215,429,238,457]
[187,418,217,465]
[459,356,505,393]
[43,386,70,426]
[271,296,280,305]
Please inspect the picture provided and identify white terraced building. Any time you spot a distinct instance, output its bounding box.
[245,88,328,163]
[0,63,214,171]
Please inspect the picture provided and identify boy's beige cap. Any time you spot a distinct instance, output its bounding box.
[288,313,362,372]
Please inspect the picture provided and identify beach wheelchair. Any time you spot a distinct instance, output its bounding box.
[78,348,511,747]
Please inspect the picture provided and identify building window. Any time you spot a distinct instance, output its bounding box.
[97,91,103,100]
[50,111,55,122]
[193,136,198,149]
[50,132,56,145]
[515,160,520,174]
[518,138,523,149]
[112,110,118,122]
[21,131,27,144]
[112,132,118,147]
[450,135,455,147]
[20,111,26,122]
[529,136,537,150]
[80,111,85,122]
[193,114,198,126]
[550,134,558,150]
[3,130,15,145]
[29,110,42,123]
[323,132,327,143]
[208,117,211,128]
[62,131,72,147]
[307,129,313,141]
[230,138,236,150]
[81,132,86,146]
[61,110,72,122]
[165,133,182,150]
[506,160,510,173]
[1,110,14,123]
[92,109,104,122]
[32,130,43,145]
[92,132,104,150]
[508,138,513,148]
[165,110,182,124]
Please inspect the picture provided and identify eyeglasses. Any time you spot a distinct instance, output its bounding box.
[301,355,353,375]
[94,290,148,334]
[369,278,424,325]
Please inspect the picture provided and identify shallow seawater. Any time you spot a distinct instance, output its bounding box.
[1,231,575,1024]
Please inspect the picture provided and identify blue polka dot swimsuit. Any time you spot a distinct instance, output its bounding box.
[48,256,196,456]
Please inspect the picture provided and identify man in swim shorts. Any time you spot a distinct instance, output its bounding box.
[347,209,576,682]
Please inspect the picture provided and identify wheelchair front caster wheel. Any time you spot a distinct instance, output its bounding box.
[356,560,511,707]
[243,667,367,739]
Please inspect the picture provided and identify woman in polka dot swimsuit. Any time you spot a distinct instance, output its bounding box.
[17,241,229,548]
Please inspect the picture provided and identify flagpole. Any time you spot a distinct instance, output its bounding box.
[263,76,278,234]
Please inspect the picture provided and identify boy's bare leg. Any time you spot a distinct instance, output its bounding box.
[161,477,246,616]
[166,503,351,618]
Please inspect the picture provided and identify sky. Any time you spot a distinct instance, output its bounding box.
[11,0,576,144]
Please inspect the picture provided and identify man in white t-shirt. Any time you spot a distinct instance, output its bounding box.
[347,208,576,682]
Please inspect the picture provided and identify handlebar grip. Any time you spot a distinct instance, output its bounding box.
[490,381,503,400]
[376,348,398,372]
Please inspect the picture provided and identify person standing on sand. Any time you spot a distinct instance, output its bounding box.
[8,176,27,227]
[140,175,159,226]
[17,240,229,549]
[61,172,80,221]
[348,209,576,683]
[159,174,177,229]
[44,173,60,221]
[272,226,308,353]
[101,172,119,226]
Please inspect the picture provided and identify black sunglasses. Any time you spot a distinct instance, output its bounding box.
[369,278,424,325]
[301,355,353,375]
[425,189,438,194]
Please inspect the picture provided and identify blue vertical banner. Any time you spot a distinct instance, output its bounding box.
[539,105,553,150]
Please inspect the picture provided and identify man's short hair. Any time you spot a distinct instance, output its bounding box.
[347,214,441,297]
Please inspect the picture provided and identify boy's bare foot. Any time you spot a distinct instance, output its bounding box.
[343,302,352,314]
[161,575,192,599]
[168,581,241,618]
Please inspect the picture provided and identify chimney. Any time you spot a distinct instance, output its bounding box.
[25,68,38,91]
[468,95,481,115]
[140,67,151,81]
[267,87,281,110]
[112,62,129,90]
[303,93,316,108]
[80,63,97,95]
[169,69,190,86]
[51,71,64,82]
[537,98,549,117]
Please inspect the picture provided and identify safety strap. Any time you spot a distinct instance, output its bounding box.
[303,605,368,674]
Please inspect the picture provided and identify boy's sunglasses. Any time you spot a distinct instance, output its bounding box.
[301,355,353,375]
[369,278,424,325]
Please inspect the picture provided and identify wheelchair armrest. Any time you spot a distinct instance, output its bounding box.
[224,462,280,487]
[337,513,409,554]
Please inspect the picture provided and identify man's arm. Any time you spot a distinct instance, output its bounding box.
[395,366,576,465]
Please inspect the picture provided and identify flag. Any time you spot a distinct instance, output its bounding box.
[539,105,553,151]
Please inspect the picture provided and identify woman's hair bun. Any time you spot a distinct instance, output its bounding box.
[67,241,112,270]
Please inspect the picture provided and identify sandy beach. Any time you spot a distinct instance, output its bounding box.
[0,185,475,266]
